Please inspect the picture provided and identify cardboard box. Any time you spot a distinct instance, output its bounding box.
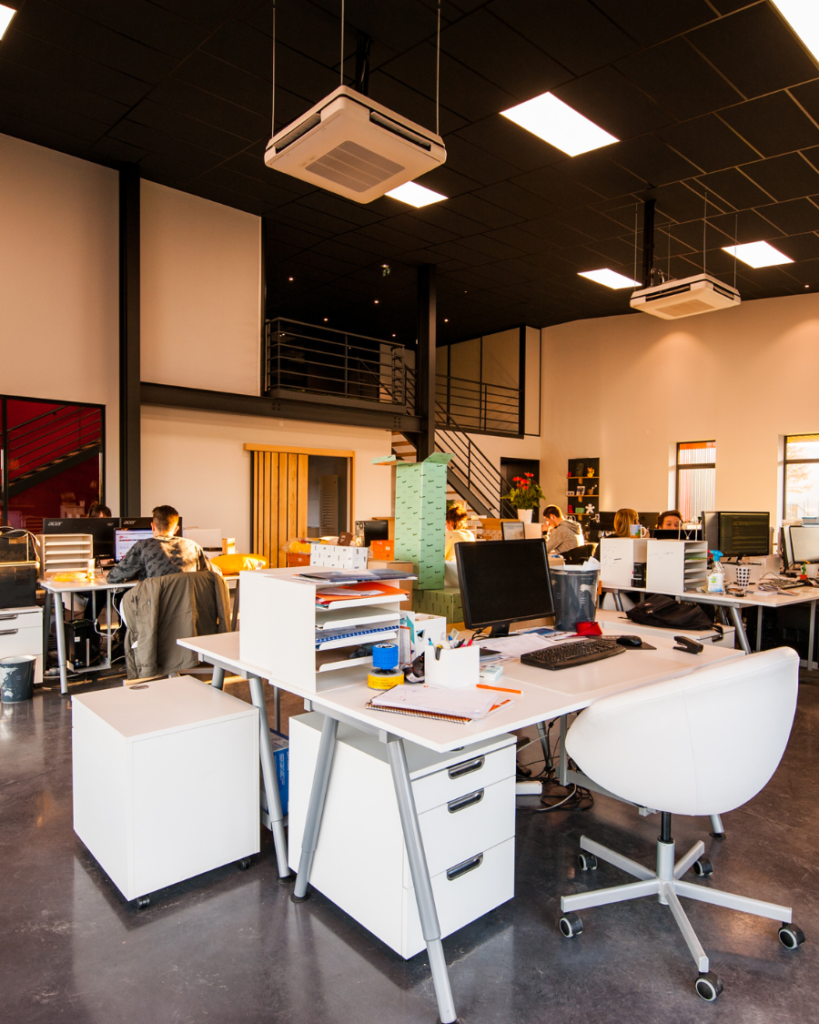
[310,544,369,569]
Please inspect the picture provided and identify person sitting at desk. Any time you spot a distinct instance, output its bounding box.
[107,505,213,583]
[614,508,641,538]
[543,505,583,555]
[88,502,112,518]
[444,504,475,561]
[657,509,683,530]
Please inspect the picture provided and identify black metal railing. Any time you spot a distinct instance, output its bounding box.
[435,413,514,518]
[435,374,520,436]
[8,404,101,480]
[264,319,412,409]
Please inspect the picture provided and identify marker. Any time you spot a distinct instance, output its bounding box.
[476,683,522,694]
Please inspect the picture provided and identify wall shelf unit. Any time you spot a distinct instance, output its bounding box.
[565,458,600,521]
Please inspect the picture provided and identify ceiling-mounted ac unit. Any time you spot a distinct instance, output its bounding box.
[630,273,741,320]
[264,86,446,204]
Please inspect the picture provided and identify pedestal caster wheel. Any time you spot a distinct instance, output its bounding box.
[693,856,713,877]
[578,853,598,871]
[134,896,151,911]
[238,858,252,871]
[558,912,583,938]
[695,972,723,1001]
[778,924,806,949]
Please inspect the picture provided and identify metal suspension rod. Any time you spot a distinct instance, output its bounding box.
[436,0,441,135]
[340,0,345,85]
[271,0,276,136]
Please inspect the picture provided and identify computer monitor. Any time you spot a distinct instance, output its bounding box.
[717,512,770,558]
[639,512,658,530]
[120,516,183,536]
[114,528,153,562]
[358,519,389,545]
[597,511,616,533]
[501,521,525,540]
[789,525,819,564]
[654,527,703,541]
[456,538,554,638]
[42,517,119,560]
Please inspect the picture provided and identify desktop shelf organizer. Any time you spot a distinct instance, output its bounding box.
[646,538,709,594]
[36,533,94,574]
[566,457,599,518]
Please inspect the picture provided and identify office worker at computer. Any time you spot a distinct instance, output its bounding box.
[107,505,212,583]
[543,505,583,555]
[444,504,475,561]
[88,502,112,518]
[657,509,683,530]
[614,508,642,538]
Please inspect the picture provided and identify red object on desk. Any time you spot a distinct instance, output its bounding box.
[575,620,603,636]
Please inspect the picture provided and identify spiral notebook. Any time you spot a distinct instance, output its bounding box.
[366,684,511,724]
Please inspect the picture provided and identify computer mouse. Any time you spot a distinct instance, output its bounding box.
[616,635,644,648]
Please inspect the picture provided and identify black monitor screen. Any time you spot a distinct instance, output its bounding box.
[41,518,119,559]
[120,516,183,536]
[718,512,770,557]
[456,539,554,636]
[597,511,616,532]
[789,526,819,564]
[639,511,659,530]
[361,520,389,545]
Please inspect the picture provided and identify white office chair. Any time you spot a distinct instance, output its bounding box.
[558,647,805,1001]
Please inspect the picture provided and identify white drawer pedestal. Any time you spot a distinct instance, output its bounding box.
[289,712,516,959]
[0,605,43,683]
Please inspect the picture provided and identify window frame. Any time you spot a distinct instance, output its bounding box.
[783,433,819,521]
[675,440,716,522]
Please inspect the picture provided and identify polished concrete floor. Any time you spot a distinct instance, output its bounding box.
[2,669,817,1024]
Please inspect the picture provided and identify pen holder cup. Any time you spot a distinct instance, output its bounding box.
[734,565,751,590]
[424,645,480,689]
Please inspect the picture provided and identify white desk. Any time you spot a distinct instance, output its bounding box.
[603,583,819,669]
[178,628,742,1023]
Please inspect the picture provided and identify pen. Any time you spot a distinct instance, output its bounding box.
[477,683,522,694]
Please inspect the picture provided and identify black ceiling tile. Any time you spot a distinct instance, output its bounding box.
[773,232,819,262]
[552,244,614,270]
[651,181,729,223]
[127,98,250,157]
[611,134,701,187]
[365,71,466,137]
[412,204,488,237]
[616,37,742,122]
[489,0,636,77]
[150,0,248,32]
[791,80,819,127]
[16,1,179,83]
[470,182,556,219]
[358,222,433,253]
[310,0,445,55]
[439,8,571,100]
[147,77,270,141]
[55,0,209,58]
[279,201,362,236]
[593,0,716,48]
[462,234,528,261]
[289,249,352,276]
[719,93,819,158]
[178,178,270,216]
[442,135,522,187]
[553,66,674,139]
[511,166,603,210]
[264,242,302,267]
[278,261,339,285]
[552,151,648,200]
[696,167,773,210]
[175,50,270,114]
[687,4,819,99]
[196,165,301,205]
[657,113,760,173]
[444,193,527,229]
[738,264,804,293]
[710,208,785,244]
[455,116,559,173]
[0,85,110,143]
[0,58,129,127]
[242,0,352,71]
[200,17,273,80]
[667,218,735,252]
[417,164,481,199]
[479,226,546,255]
[427,241,495,266]
[265,219,328,251]
[553,204,630,240]
[326,230,388,255]
[520,218,596,250]
[756,198,819,235]
[0,109,95,160]
[585,235,642,266]
[380,215,457,246]
[782,259,819,289]
[90,136,147,164]
[741,153,819,203]
[401,249,450,265]
[295,191,384,228]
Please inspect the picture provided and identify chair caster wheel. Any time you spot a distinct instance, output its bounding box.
[695,972,723,1001]
[779,923,805,949]
[578,853,598,871]
[693,856,713,877]
[238,858,252,871]
[558,912,583,938]
[134,896,151,910]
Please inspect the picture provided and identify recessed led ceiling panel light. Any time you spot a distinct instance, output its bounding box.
[0,4,16,38]
[385,182,446,208]
[579,269,641,289]
[722,241,793,268]
[771,2,819,62]
[501,92,618,156]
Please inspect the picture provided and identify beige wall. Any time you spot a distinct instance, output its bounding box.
[0,133,120,508]
[540,292,819,524]
[140,181,261,396]
[141,406,394,551]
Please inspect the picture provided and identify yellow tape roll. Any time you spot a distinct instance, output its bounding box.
[367,670,404,690]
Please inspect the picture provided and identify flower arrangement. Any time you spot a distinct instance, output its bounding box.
[501,472,546,510]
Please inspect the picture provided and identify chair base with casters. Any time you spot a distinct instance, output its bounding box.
[559,812,805,1001]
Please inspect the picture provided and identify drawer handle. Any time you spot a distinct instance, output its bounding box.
[0,614,18,621]
[0,629,18,636]
[448,756,484,780]
[448,789,484,814]
[446,853,483,881]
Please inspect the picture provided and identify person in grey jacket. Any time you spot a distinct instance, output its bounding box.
[107,505,213,583]
[542,504,584,555]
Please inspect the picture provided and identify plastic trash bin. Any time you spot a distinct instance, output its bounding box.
[0,655,36,702]
[551,567,599,631]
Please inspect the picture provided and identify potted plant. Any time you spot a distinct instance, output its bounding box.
[501,473,546,523]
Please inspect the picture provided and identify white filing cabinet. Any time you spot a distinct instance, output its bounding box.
[288,712,516,959]
[600,537,648,588]
[0,605,43,683]
[72,676,260,902]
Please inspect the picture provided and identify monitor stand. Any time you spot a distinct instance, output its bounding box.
[487,623,511,638]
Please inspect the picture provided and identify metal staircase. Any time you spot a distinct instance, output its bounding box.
[7,404,101,498]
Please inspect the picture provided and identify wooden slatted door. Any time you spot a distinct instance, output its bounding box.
[250,450,308,567]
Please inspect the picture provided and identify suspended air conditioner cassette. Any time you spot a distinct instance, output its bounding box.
[264,86,446,204]
[630,273,741,320]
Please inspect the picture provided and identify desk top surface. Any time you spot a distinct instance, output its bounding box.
[178,626,743,754]
[602,583,819,608]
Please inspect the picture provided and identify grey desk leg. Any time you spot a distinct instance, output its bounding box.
[809,600,817,671]
[43,591,52,672]
[106,589,113,666]
[273,687,281,733]
[536,720,551,771]
[211,666,225,691]
[53,592,69,696]
[247,673,291,880]
[231,582,240,630]
[729,605,751,654]
[557,715,569,785]
[386,735,457,1024]
[614,591,624,612]
[757,606,763,653]
[293,715,338,900]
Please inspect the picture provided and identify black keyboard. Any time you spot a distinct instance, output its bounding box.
[521,637,626,671]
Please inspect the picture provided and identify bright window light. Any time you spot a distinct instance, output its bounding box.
[385,182,446,208]
[771,2,819,62]
[579,269,641,289]
[0,4,16,39]
[722,241,793,268]
[501,92,618,157]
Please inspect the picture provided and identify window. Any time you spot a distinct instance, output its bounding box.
[0,395,104,532]
[783,434,819,520]
[676,441,716,523]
